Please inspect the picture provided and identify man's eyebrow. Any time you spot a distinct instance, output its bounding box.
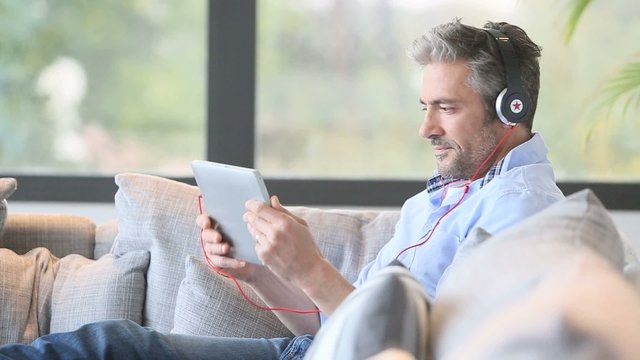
[419,98,458,106]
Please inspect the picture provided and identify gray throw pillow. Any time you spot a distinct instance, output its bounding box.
[50,250,150,333]
[171,256,292,338]
[304,261,430,360]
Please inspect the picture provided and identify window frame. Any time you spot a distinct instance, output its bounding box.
[3,1,639,210]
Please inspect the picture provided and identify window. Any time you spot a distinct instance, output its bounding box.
[0,1,206,176]
[2,0,639,208]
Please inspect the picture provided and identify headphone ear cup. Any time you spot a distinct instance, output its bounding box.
[495,88,531,126]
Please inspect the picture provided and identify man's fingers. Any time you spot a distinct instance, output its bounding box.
[196,213,211,228]
[208,254,246,269]
[271,196,307,226]
[205,241,231,255]
[202,227,224,244]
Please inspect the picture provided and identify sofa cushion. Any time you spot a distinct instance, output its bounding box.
[172,256,293,338]
[0,248,56,345]
[432,189,629,358]
[442,250,640,359]
[0,177,17,238]
[305,261,430,360]
[113,173,203,332]
[294,208,399,283]
[50,250,150,333]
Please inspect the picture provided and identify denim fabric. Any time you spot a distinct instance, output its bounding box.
[0,320,298,360]
[280,335,313,360]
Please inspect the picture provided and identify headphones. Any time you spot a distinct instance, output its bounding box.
[483,28,531,126]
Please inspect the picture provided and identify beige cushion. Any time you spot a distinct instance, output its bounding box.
[1,214,96,259]
[172,256,292,338]
[0,247,149,344]
[0,248,55,344]
[432,189,631,359]
[50,250,150,333]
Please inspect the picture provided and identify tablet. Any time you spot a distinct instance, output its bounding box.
[191,160,269,264]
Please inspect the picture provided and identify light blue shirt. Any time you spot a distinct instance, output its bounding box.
[352,133,564,299]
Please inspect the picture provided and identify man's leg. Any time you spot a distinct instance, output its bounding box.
[0,319,294,360]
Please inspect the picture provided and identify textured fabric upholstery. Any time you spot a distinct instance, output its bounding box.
[0,248,149,345]
[1,214,96,259]
[172,256,293,338]
[0,177,17,238]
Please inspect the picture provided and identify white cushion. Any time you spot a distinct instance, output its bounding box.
[432,189,633,359]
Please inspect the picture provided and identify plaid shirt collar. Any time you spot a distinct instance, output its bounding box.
[426,158,506,194]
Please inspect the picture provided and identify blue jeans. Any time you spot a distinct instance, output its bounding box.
[0,320,313,360]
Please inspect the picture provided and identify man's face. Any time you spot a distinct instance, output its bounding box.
[419,61,503,179]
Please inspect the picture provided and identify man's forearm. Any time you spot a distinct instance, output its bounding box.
[295,257,355,317]
[248,258,354,335]
[249,268,322,336]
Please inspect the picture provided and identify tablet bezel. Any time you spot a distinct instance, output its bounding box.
[191,160,269,264]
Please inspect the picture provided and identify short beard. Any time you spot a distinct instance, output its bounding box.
[436,121,499,180]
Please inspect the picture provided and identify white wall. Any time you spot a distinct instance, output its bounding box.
[9,202,640,250]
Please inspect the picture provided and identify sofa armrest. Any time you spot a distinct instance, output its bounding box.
[0,213,96,258]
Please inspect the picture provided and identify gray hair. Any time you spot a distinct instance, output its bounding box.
[408,19,542,130]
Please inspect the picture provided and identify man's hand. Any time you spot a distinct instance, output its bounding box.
[196,213,264,283]
[244,196,325,289]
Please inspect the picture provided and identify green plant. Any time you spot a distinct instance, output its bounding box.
[563,0,640,126]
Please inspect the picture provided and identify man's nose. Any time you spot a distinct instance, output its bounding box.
[419,109,443,139]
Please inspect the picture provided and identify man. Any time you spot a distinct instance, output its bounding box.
[0,19,563,359]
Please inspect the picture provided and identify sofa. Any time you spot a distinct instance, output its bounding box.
[1,174,639,359]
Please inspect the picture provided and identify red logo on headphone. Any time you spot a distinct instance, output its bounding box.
[510,99,523,114]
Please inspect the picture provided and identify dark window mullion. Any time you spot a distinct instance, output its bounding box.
[207,0,256,167]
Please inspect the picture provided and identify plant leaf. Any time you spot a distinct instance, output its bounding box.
[586,60,640,130]
[563,0,594,43]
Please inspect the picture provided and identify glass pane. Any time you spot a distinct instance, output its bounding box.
[0,1,206,176]
[256,0,640,181]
